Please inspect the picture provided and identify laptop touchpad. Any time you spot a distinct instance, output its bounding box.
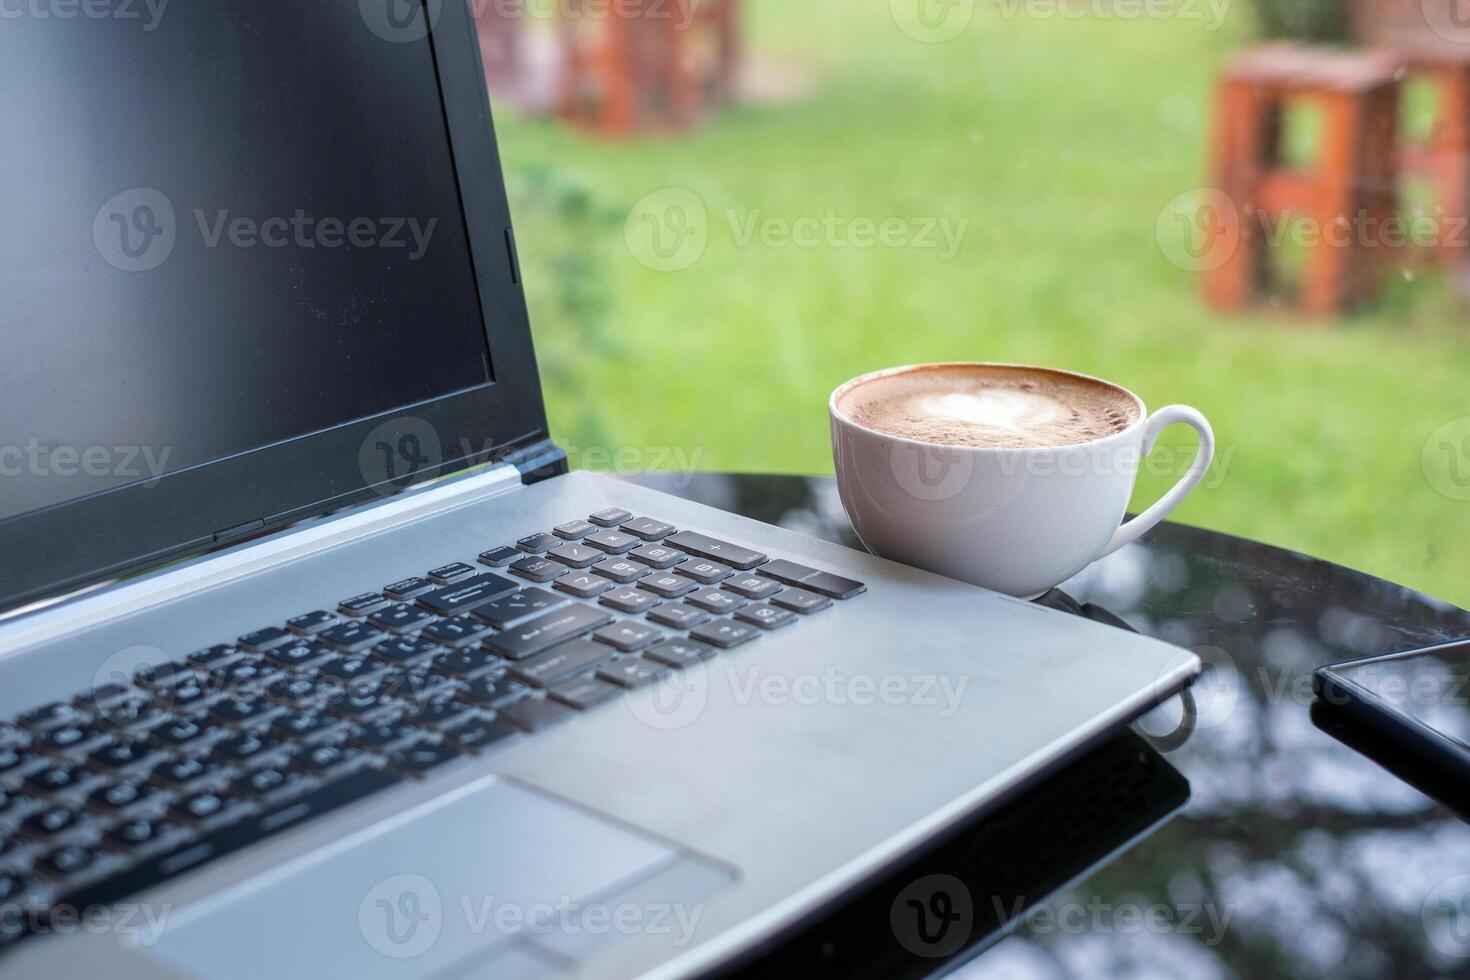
[145,777,731,979]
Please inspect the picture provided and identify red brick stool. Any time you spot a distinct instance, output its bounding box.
[1205,43,1400,315]
[557,0,702,136]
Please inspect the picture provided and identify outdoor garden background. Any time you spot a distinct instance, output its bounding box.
[492,0,1470,606]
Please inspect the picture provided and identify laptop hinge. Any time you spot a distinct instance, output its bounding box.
[504,437,568,485]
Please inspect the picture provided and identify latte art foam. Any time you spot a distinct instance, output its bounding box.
[839,365,1139,449]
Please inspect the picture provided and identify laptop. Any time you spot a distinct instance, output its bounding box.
[0,3,1200,977]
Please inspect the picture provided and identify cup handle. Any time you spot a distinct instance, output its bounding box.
[1100,405,1215,558]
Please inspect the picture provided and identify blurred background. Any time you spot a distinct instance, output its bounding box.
[480,0,1470,606]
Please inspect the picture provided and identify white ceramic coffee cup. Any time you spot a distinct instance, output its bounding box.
[829,363,1215,599]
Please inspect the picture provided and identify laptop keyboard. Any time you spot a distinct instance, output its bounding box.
[0,509,865,950]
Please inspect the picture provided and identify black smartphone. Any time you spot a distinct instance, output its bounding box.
[1313,641,1470,791]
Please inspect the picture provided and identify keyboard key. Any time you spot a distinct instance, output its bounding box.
[89,739,157,771]
[210,660,281,693]
[409,699,478,731]
[383,576,435,600]
[592,621,663,653]
[427,561,478,585]
[39,724,110,755]
[211,695,284,726]
[629,544,685,569]
[430,648,499,680]
[622,517,676,541]
[339,592,390,617]
[372,635,441,668]
[600,588,661,614]
[105,816,180,851]
[588,508,632,527]
[547,543,603,568]
[212,732,283,765]
[131,661,194,691]
[498,697,576,733]
[592,557,651,584]
[639,573,700,599]
[469,588,569,629]
[23,804,86,839]
[155,678,212,713]
[348,719,421,752]
[263,641,335,672]
[74,683,131,713]
[735,604,798,631]
[270,710,344,744]
[690,619,762,650]
[770,587,833,614]
[555,520,598,540]
[238,627,292,653]
[443,719,519,751]
[320,655,388,684]
[549,678,623,710]
[676,558,734,585]
[555,571,616,599]
[517,532,560,553]
[26,763,93,795]
[151,718,220,751]
[663,531,768,571]
[421,616,490,649]
[456,677,525,710]
[170,788,243,824]
[648,603,711,630]
[646,639,717,669]
[722,574,783,600]
[319,622,384,653]
[0,747,39,782]
[90,780,162,813]
[289,743,364,777]
[510,556,568,583]
[585,529,638,554]
[327,687,403,721]
[685,587,747,614]
[191,644,244,668]
[478,546,520,567]
[231,766,303,799]
[0,873,29,903]
[483,604,613,661]
[150,756,226,790]
[507,639,615,689]
[93,696,169,733]
[417,572,520,615]
[19,701,83,732]
[755,559,867,600]
[369,603,435,634]
[287,610,338,636]
[390,742,460,776]
[596,659,670,690]
[39,843,101,880]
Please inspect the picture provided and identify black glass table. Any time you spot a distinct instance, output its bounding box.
[615,472,1470,979]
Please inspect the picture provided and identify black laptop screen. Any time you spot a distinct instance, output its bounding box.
[0,1,492,524]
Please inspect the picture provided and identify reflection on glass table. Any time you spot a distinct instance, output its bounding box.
[616,472,1470,979]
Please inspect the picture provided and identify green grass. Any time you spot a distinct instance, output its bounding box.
[496,0,1470,606]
